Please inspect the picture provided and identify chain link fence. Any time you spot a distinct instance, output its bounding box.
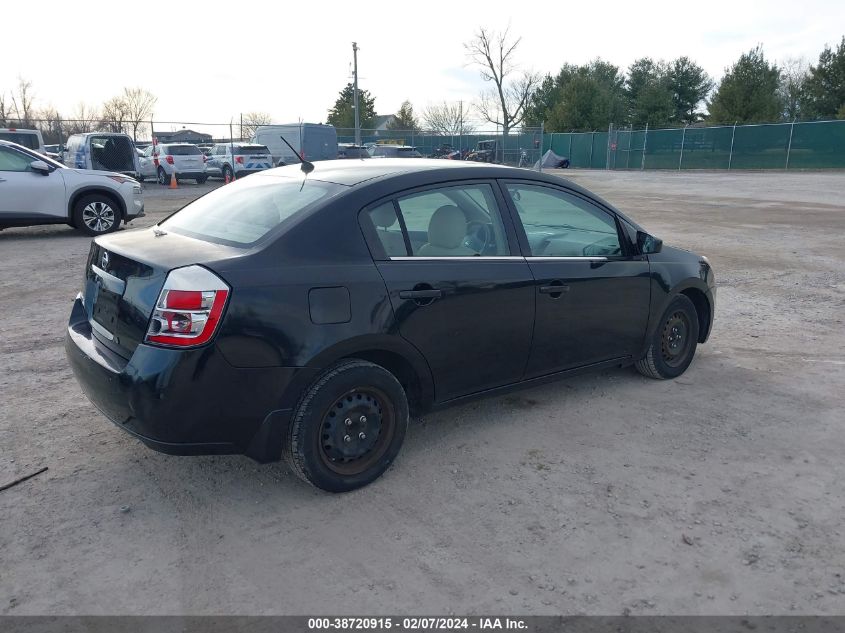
[545,119,845,170]
[8,116,844,171]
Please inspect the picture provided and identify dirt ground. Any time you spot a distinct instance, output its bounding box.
[1,171,844,615]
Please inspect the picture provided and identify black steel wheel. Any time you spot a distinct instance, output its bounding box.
[285,359,409,492]
[635,294,699,379]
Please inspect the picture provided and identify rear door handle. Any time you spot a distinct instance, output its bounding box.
[399,289,443,300]
[539,284,570,294]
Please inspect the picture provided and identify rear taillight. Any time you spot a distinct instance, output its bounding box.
[165,155,174,165]
[235,156,244,164]
[145,266,229,348]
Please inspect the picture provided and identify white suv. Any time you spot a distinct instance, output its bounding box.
[206,142,273,180]
[0,140,144,236]
[138,143,208,185]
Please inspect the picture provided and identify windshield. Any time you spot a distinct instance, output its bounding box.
[160,176,345,246]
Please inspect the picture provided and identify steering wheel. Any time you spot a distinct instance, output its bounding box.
[463,221,492,253]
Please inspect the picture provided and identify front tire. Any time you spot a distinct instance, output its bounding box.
[222,165,233,181]
[285,359,409,492]
[72,194,122,236]
[635,294,699,379]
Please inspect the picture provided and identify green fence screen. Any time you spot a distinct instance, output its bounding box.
[544,120,845,170]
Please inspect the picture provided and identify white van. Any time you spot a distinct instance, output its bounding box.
[251,123,337,166]
[0,128,45,156]
[64,132,139,179]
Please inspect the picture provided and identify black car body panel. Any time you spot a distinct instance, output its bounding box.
[66,160,716,461]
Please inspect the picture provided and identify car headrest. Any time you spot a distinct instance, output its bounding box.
[371,204,398,229]
[427,205,467,249]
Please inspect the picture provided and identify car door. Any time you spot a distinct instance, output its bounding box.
[139,146,154,177]
[500,181,651,378]
[362,181,536,403]
[0,145,66,220]
[205,145,220,176]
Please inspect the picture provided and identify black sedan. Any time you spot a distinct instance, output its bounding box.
[66,159,715,492]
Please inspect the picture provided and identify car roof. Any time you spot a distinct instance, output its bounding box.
[261,158,537,186]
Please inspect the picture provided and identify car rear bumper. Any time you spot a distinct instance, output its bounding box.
[65,294,301,462]
[172,171,207,179]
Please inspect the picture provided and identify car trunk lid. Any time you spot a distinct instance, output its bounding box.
[82,228,243,359]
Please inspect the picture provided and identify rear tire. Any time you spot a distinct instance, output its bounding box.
[157,167,170,185]
[137,174,145,183]
[222,165,233,182]
[72,194,122,236]
[635,294,699,379]
[196,176,208,184]
[284,359,409,493]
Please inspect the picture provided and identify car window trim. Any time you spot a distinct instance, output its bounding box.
[496,179,635,260]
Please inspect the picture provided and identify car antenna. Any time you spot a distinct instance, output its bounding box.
[279,136,314,174]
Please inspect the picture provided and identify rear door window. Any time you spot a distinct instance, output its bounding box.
[0,132,39,149]
[167,145,202,155]
[237,145,270,155]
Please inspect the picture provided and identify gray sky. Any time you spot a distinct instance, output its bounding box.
[5,0,844,131]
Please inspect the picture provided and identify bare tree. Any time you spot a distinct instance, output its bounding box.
[465,27,540,137]
[37,106,65,144]
[421,101,475,135]
[67,102,99,135]
[100,96,130,133]
[240,111,273,140]
[0,92,8,127]
[779,57,809,120]
[122,87,157,141]
[10,76,36,127]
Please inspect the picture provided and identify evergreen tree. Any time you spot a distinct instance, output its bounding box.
[327,83,377,130]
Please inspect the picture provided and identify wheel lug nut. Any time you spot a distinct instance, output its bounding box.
[359,415,367,423]
[359,432,366,440]
[344,418,352,427]
[343,434,351,443]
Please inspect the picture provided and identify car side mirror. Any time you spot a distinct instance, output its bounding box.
[30,160,51,175]
[637,231,663,255]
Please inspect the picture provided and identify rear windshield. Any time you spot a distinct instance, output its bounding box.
[236,145,270,155]
[163,145,202,155]
[0,131,39,150]
[160,176,344,246]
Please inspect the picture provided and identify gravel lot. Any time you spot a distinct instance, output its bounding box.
[1,171,844,615]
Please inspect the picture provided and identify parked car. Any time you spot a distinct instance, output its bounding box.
[138,143,208,185]
[466,139,498,163]
[337,143,369,159]
[206,142,273,180]
[65,159,715,492]
[369,145,423,158]
[0,128,46,156]
[0,139,144,236]
[64,132,139,179]
[43,143,65,161]
[252,123,337,166]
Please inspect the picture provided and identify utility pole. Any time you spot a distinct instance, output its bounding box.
[352,42,361,146]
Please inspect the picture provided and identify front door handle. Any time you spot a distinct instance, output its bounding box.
[399,289,443,300]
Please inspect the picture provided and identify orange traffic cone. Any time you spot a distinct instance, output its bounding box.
[224,171,231,184]
[169,169,178,189]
